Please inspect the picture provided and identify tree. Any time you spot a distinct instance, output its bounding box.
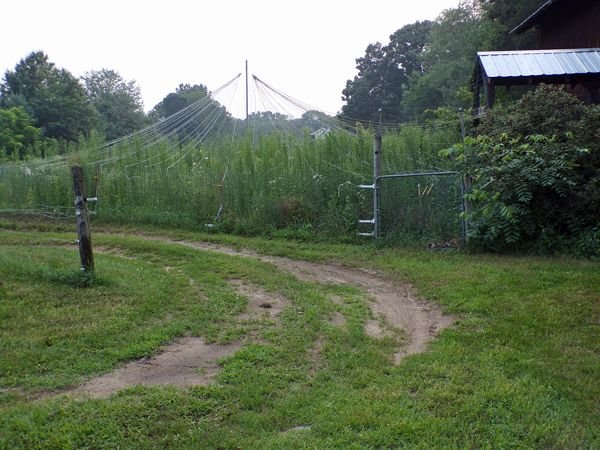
[341,21,433,123]
[0,51,95,142]
[0,106,40,161]
[149,83,231,139]
[442,85,600,255]
[402,5,486,114]
[475,0,540,50]
[82,69,146,140]
[150,83,209,120]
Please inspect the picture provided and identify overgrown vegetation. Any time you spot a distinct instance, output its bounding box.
[1,227,598,448]
[443,86,600,256]
[0,124,461,242]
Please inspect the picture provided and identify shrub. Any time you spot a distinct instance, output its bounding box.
[443,85,599,256]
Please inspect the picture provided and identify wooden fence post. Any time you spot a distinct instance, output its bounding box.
[71,165,94,272]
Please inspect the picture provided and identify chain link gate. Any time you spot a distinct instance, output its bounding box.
[377,172,465,245]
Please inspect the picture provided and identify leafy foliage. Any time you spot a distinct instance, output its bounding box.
[443,86,600,255]
[402,5,487,113]
[0,107,40,161]
[149,83,232,138]
[455,134,588,247]
[341,21,432,122]
[477,84,589,137]
[82,69,146,140]
[474,0,539,50]
[149,83,209,120]
[0,51,95,142]
[341,0,541,121]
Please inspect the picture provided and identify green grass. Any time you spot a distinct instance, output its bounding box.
[0,227,598,448]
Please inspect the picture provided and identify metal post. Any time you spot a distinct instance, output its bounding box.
[459,107,470,244]
[71,165,94,272]
[373,131,382,240]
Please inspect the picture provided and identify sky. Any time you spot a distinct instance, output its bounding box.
[1,0,459,117]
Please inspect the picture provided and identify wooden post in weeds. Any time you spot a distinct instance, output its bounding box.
[71,165,94,272]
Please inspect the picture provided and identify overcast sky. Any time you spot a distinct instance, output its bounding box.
[1,0,459,117]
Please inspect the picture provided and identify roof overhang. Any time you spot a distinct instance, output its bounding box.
[476,48,600,85]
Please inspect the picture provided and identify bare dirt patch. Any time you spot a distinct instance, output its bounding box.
[330,311,347,328]
[71,338,241,399]
[307,337,325,377]
[65,277,290,399]
[166,239,454,363]
[229,279,289,321]
[69,236,453,399]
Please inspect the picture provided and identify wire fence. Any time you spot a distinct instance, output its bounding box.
[0,74,465,244]
[378,172,464,246]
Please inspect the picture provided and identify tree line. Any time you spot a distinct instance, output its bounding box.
[0,0,555,162]
[341,0,541,122]
[0,51,218,162]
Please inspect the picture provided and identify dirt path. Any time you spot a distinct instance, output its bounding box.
[72,338,241,399]
[166,239,454,363]
[67,237,453,398]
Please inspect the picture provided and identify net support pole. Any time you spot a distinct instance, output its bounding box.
[71,165,94,272]
[245,60,249,129]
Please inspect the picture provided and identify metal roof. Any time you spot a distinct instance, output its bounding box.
[477,48,600,79]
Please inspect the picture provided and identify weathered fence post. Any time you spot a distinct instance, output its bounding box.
[71,165,94,272]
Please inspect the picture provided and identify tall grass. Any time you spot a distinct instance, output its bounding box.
[0,125,461,241]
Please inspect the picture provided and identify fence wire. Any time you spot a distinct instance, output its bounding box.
[378,173,464,245]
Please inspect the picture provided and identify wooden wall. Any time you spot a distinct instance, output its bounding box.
[537,1,600,49]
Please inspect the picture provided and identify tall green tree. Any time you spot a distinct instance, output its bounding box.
[0,51,95,142]
[149,84,209,120]
[341,21,433,123]
[150,83,231,139]
[82,69,146,140]
[475,0,540,50]
[0,106,40,161]
[402,4,487,114]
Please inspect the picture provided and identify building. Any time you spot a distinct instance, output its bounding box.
[473,0,600,112]
[511,0,600,49]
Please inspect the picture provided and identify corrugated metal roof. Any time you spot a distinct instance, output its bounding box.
[477,48,600,79]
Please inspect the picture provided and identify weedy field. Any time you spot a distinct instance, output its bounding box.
[0,223,598,448]
[0,126,462,242]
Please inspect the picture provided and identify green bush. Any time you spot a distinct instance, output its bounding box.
[444,85,599,256]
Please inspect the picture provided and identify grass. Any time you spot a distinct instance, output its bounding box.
[0,225,599,448]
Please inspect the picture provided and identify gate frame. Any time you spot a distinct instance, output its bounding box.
[371,171,467,242]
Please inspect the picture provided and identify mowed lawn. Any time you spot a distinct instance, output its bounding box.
[0,226,598,449]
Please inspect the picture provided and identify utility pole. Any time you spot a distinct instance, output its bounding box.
[71,165,94,272]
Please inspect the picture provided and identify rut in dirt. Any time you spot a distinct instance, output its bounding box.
[165,238,455,363]
[68,237,453,399]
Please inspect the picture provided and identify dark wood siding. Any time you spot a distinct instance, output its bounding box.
[537,2,600,48]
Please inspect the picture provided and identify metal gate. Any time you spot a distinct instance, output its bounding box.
[358,135,466,244]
